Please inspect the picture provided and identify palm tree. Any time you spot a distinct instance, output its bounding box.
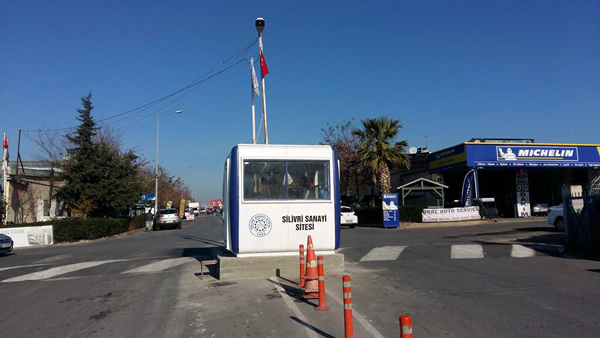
[353,117,411,195]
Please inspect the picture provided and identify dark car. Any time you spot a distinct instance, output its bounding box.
[154,208,182,230]
[0,234,14,255]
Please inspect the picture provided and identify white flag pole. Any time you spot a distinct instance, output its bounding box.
[251,58,256,144]
[256,18,268,145]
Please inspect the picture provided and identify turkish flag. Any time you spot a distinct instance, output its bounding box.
[260,51,269,78]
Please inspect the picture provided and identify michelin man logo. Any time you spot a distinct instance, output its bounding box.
[249,214,272,237]
[498,148,517,161]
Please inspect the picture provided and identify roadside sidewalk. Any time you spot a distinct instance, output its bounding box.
[357,217,547,230]
[178,263,390,337]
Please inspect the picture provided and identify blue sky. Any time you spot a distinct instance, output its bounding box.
[1,1,599,203]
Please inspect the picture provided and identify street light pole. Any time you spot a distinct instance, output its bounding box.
[256,17,268,145]
[154,110,183,215]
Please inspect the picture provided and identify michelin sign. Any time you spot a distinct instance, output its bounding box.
[467,144,600,168]
[497,146,578,162]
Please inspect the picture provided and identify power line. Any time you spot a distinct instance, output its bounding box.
[22,38,258,133]
[116,57,249,135]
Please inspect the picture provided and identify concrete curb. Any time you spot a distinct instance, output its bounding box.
[218,253,344,281]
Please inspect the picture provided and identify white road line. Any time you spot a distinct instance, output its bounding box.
[122,257,197,274]
[451,245,484,259]
[270,278,319,338]
[0,264,48,272]
[2,260,124,282]
[511,244,536,258]
[326,288,385,338]
[360,246,406,262]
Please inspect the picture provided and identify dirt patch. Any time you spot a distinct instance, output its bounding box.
[265,289,282,300]
[59,297,84,304]
[90,309,112,321]
[208,281,237,288]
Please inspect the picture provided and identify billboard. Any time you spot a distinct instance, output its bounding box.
[0,226,54,248]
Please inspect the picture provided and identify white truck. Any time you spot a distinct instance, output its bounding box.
[188,202,200,216]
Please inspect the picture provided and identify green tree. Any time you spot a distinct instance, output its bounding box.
[57,93,100,217]
[57,93,142,217]
[353,117,411,195]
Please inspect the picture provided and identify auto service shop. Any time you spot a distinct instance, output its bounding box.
[427,139,600,218]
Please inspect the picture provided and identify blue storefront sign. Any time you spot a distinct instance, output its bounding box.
[468,144,600,168]
[382,193,399,228]
[429,143,600,172]
[141,193,155,201]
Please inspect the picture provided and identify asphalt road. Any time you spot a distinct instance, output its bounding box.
[1,216,599,337]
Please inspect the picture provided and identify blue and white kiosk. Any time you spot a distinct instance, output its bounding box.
[222,144,341,257]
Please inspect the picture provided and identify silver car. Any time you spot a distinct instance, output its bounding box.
[154,208,182,230]
[0,233,14,255]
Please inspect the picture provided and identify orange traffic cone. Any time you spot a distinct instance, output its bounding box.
[303,235,319,299]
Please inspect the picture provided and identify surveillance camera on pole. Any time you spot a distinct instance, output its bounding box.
[255,17,269,144]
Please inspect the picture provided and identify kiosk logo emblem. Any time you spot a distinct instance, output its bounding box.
[249,214,272,237]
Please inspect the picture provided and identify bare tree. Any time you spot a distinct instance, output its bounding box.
[95,124,124,155]
[321,119,371,199]
[16,187,38,224]
[28,130,71,166]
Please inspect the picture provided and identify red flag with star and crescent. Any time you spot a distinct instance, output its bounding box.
[260,51,269,78]
[2,132,8,163]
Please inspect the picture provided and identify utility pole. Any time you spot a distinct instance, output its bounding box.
[256,17,269,144]
[155,117,160,215]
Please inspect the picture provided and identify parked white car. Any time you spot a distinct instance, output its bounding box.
[547,204,564,231]
[341,206,358,228]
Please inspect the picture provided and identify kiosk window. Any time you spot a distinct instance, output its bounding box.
[244,161,286,200]
[243,160,330,201]
[287,161,330,200]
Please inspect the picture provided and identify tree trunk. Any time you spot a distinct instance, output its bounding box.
[379,165,391,194]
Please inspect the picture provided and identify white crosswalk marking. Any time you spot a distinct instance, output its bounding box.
[2,260,125,283]
[451,245,484,259]
[121,257,196,274]
[360,246,406,262]
[0,264,48,272]
[511,244,536,258]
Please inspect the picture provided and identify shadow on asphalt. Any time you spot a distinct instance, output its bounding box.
[290,316,335,338]
[176,234,224,247]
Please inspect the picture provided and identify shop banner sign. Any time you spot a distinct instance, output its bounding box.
[467,144,600,168]
[422,207,481,223]
[382,193,399,228]
[461,169,475,207]
[515,170,531,217]
[0,225,54,248]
